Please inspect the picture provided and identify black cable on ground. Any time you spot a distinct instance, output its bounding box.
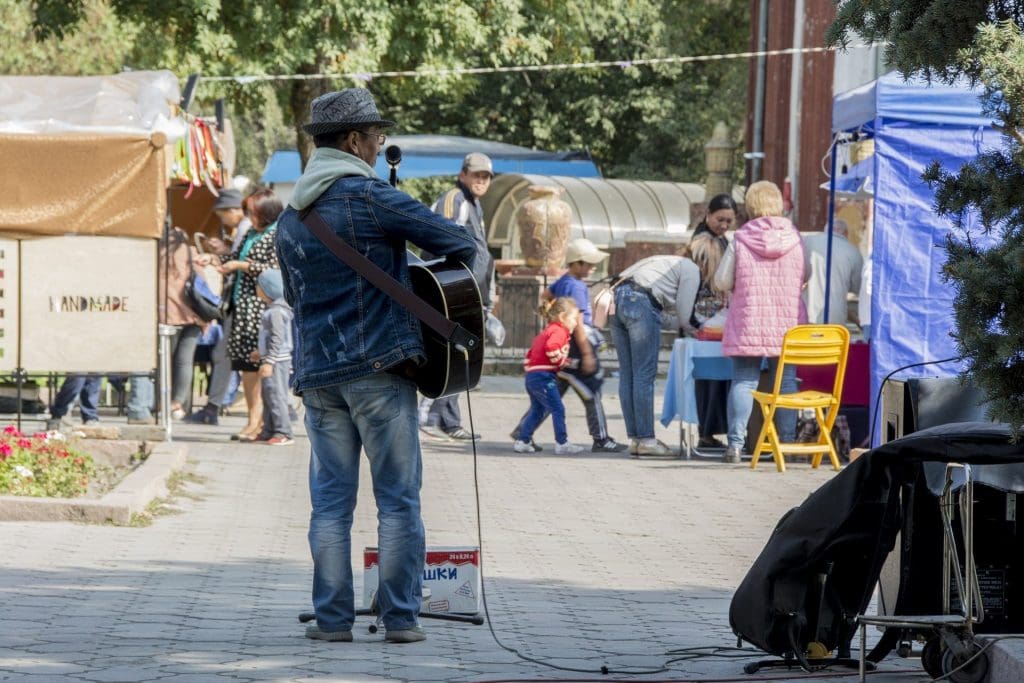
[459,355,919,680]
[461,354,669,676]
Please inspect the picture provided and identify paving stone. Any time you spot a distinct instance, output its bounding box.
[0,378,952,682]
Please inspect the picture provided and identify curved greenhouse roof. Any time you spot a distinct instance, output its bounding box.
[481,174,740,256]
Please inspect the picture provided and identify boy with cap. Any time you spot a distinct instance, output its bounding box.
[511,238,628,453]
[251,268,294,446]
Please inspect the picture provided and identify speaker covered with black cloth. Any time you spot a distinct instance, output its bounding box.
[729,423,1024,660]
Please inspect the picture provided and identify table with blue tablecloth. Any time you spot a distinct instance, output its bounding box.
[660,338,733,457]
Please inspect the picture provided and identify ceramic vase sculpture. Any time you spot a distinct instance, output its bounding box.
[516,185,572,273]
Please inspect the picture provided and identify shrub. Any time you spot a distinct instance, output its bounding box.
[0,425,95,498]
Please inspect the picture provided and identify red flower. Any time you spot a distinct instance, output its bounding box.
[0,443,11,457]
[16,438,32,449]
[3,425,21,436]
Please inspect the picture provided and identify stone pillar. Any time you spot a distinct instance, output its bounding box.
[704,121,735,200]
[609,231,688,274]
[496,273,549,348]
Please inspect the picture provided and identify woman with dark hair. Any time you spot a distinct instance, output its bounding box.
[687,193,737,448]
[217,188,283,440]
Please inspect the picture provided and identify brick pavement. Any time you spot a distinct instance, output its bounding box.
[0,376,927,682]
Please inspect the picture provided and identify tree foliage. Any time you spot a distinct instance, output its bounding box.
[25,0,748,183]
[830,1,1024,432]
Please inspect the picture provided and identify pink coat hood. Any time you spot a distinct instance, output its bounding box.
[721,215,806,357]
[733,215,803,260]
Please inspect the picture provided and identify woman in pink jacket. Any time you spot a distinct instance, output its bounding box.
[713,181,805,463]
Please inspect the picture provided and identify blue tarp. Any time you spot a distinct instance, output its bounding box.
[261,134,601,183]
[830,73,1000,445]
[831,71,994,134]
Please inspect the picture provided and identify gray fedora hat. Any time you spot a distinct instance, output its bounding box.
[302,88,395,136]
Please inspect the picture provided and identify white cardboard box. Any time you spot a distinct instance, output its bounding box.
[363,546,481,615]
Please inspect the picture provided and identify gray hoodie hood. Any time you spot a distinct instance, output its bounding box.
[288,147,378,210]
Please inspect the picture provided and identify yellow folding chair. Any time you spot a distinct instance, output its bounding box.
[750,324,850,472]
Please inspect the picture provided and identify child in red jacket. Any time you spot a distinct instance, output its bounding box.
[514,298,586,454]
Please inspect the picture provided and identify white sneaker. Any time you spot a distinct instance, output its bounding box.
[513,440,540,453]
[636,438,673,456]
[554,442,585,455]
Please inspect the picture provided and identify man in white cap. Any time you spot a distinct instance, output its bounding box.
[511,238,629,453]
[418,152,497,441]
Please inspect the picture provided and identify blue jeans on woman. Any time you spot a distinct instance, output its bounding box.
[609,284,662,440]
[726,356,798,450]
[302,372,425,633]
[518,371,568,444]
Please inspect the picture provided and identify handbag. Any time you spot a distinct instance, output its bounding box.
[183,246,222,321]
[485,312,506,346]
[591,280,622,329]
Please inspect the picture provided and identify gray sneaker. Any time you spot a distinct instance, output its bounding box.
[722,446,742,464]
[419,425,450,441]
[385,625,426,643]
[305,625,353,642]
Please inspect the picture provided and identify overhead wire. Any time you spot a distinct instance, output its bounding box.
[196,44,877,85]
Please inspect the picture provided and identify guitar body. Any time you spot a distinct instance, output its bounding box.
[408,261,484,399]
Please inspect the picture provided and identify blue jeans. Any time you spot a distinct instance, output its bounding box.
[609,284,661,440]
[171,325,202,407]
[127,375,154,420]
[726,356,798,449]
[519,371,568,444]
[303,373,425,633]
[50,376,101,421]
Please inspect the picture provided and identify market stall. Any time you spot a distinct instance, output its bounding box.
[826,72,1001,445]
[0,70,229,425]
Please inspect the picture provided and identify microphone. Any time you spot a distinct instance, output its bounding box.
[385,145,402,167]
[385,145,402,188]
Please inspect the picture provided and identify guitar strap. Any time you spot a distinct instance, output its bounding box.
[299,208,479,353]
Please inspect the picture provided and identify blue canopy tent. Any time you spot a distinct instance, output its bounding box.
[827,71,1000,445]
[262,134,601,183]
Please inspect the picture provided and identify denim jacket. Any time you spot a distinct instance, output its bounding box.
[276,173,477,394]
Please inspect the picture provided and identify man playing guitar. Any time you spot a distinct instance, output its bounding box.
[275,88,477,645]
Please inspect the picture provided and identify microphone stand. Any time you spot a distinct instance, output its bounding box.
[299,143,484,634]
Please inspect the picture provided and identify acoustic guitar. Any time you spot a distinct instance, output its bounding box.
[409,260,483,399]
[299,209,484,401]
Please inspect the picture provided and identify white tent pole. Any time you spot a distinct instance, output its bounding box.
[824,136,838,322]
[786,0,805,220]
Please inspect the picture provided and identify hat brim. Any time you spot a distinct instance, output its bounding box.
[570,251,609,264]
[303,117,396,135]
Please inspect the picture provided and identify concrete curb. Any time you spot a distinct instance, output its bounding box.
[0,442,188,524]
[986,637,1024,683]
